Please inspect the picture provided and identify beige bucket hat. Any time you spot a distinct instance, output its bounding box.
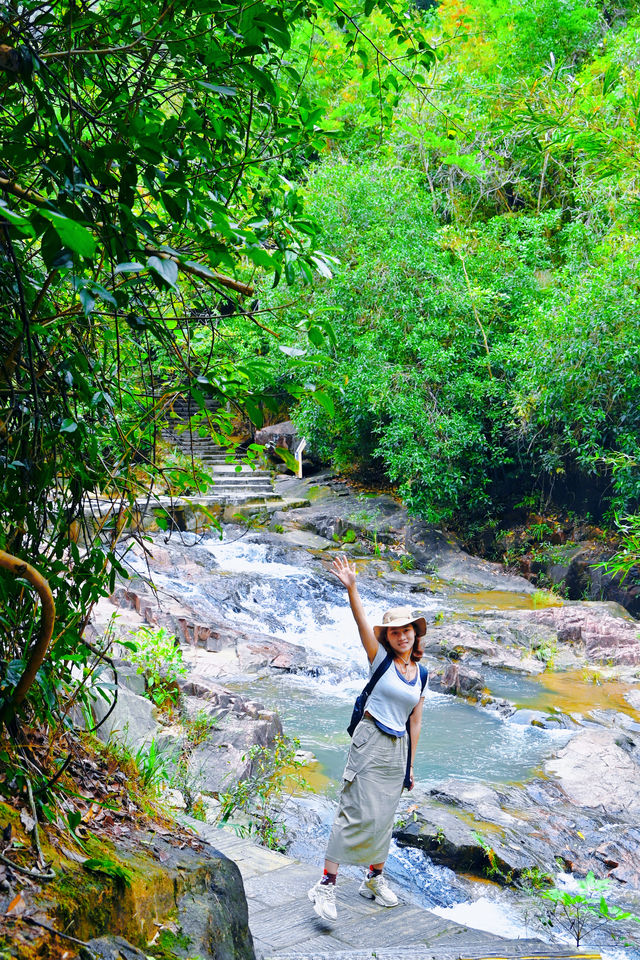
[373,606,427,642]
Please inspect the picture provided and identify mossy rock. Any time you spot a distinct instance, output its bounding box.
[0,800,254,960]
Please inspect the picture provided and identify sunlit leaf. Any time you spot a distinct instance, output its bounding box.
[40,210,96,257]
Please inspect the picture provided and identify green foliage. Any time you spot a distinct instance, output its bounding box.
[232,508,274,530]
[148,927,193,960]
[262,163,542,520]
[0,0,434,774]
[517,866,554,890]
[96,732,170,798]
[531,635,558,668]
[512,257,640,510]
[230,0,640,528]
[134,739,171,792]
[392,554,416,574]
[348,504,383,533]
[127,627,186,710]
[218,735,308,852]
[183,709,218,748]
[471,830,513,884]
[82,857,133,888]
[531,589,558,609]
[255,143,639,523]
[599,513,640,582]
[536,871,640,947]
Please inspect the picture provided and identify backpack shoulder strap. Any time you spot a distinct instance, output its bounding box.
[362,652,392,698]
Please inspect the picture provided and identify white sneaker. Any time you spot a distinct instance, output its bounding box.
[308,879,338,922]
[358,872,399,907]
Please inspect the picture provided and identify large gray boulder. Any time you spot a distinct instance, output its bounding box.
[393,802,536,880]
[188,712,283,794]
[255,420,299,454]
[545,728,640,815]
[407,520,536,591]
[91,684,160,752]
[430,661,485,698]
[19,827,254,960]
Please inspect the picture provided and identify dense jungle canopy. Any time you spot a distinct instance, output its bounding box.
[1,0,640,737]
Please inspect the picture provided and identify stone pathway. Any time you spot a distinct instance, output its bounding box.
[195,824,600,960]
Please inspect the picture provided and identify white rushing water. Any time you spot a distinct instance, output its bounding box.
[433,897,530,938]
[201,538,303,579]
[200,534,443,665]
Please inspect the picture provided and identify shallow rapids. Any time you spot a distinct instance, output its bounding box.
[224,673,570,790]
[198,531,572,785]
[123,529,573,785]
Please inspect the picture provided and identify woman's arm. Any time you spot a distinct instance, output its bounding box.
[330,555,378,663]
[407,698,424,791]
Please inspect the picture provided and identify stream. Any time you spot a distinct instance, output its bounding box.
[122,526,639,955]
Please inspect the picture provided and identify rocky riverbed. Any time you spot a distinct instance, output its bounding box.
[89,471,640,948]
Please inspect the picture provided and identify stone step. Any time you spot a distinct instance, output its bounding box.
[208,493,281,509]
[207,464,268,473]
[208,474,272,484]
[171,449,259,463]
[170,445,232,456]
[208,472,271,481]
[263,951,597,960]
[207,488,274,499]
[200,453,244,458]
[207,475,272,482]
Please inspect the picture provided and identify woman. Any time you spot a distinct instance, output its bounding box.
[308,554,427,924]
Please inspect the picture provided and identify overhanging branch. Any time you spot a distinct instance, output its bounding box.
[143,246,254,295]
[0,549,56,724]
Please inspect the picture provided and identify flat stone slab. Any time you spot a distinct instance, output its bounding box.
[264,952,599,960]
[277,530,335,550]
[189,822,600,960]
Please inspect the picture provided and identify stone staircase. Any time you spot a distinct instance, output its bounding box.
[190,822,599,960]
[163,401,277,505]
[200,450,275,504]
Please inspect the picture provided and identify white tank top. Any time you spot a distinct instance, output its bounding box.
[365,645,423,737]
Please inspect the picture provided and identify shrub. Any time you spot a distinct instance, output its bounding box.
[126,627,187,709]
[218,736,308,852]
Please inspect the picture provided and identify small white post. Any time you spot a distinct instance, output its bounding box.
[294,438,307,479]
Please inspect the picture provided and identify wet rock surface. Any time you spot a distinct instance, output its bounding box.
[545,727,640,815]
[430,661,485,698]
[80,935,149,960]
[520,603,640,666]
[395,758,640,891]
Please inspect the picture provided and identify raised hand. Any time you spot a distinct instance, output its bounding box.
[330,554,357,590]
[330,555,376,660]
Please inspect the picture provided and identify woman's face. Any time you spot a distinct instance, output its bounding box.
[386,623,415,657]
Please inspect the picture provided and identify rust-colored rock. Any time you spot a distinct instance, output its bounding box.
[524,605,640,665]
